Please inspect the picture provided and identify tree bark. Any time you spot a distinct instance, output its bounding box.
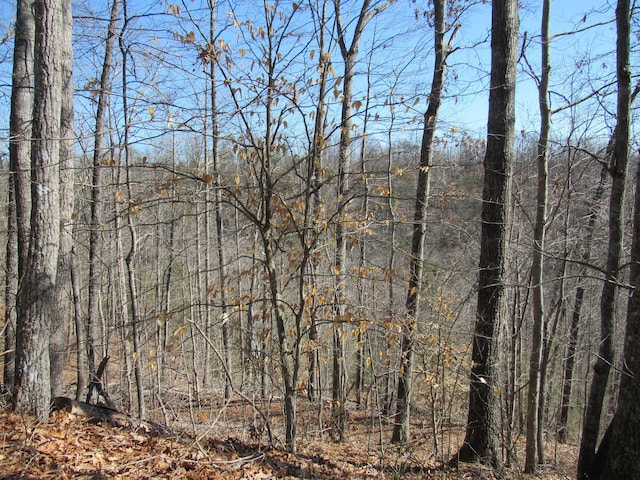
[14,0,65,421]
[86,0,121,403]
[4,163,18,389]
[525,0,550,471]
[586,1,633,478]
[577,0,631,475]
[306,1,329,404]
[6,0,35,390]
[332,0,393,443]
[50,0,75,398]
[114,179,134,409]
[207,0,233,400]
[119,0,146,419]
[451,0,518,469]
[70,244,87,402]
[392,0,456,444]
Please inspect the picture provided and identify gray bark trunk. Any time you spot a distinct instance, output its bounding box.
[307,0,330,405]
[452,0,518,469]
[332,0,393,442]
[14,0,65,421]
[70,244,86,402]
[392,0,455,444]
[4,167,18,389]
[580,0,632,478]
[86,0,121,403]
[50,0,74,399]
[208,0,232,399]
[114,184,134,409]
[525,0,550,471]
[119,0,145,419]
[6,0,35,389]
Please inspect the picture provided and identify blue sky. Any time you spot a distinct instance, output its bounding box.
[439,0,620,139]
[0,0,630,159]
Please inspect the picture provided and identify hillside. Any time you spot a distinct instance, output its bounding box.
[0,402,578,479]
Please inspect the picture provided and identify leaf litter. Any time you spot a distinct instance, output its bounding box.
[0,406,576,479]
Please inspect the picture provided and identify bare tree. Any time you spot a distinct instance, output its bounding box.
[14,0,68,420]
[50,0,75,398]
[596,3,637,474]
[5,0,34,389]
[86,0,121,403]
[209,2,320,451]
[578,0,632,477]
[556,53,640,453]
[392,0,458,444]
[207,0,233,400]
[332,0,393,442]
[119,0,146,419]
[525,0,550,471]
[305,0,332,404]
[451,0,518,469]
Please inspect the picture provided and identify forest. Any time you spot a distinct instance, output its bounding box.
[0,0,639,478]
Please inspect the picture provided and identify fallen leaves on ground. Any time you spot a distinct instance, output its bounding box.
[0,407,576,479]
[0,410,273,479]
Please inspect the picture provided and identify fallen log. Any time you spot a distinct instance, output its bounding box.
[52,396,171,436]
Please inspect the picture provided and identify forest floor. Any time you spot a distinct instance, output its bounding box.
[0,397,578,479]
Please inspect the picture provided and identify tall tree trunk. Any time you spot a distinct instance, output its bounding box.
[332,2,354,441]
[578,0,631,478]
[207,0,232,399]
[258,5,300,450]
[4,166,18,389]
[200,42,212,391]
[6,0,34,390]
[264,227,298,452]
[598,168,640,479]
[355,39,374,409]
[382,159,397,418]
[86,0,121,403]
[50,0,75,398]
[451,0,518,469]
[306,0,329,405]
[597,4,637,474]
[114,161,134,409]
[504,256,526,465]
[123,169,144,415]
[332,0,393,442]
[194,173,207,387]
[119,0,145,419]
[14,0,65,421]
[71,244,87,402]
[577,25,632,480]
[392,0,456,444]
[525,0,550,471]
